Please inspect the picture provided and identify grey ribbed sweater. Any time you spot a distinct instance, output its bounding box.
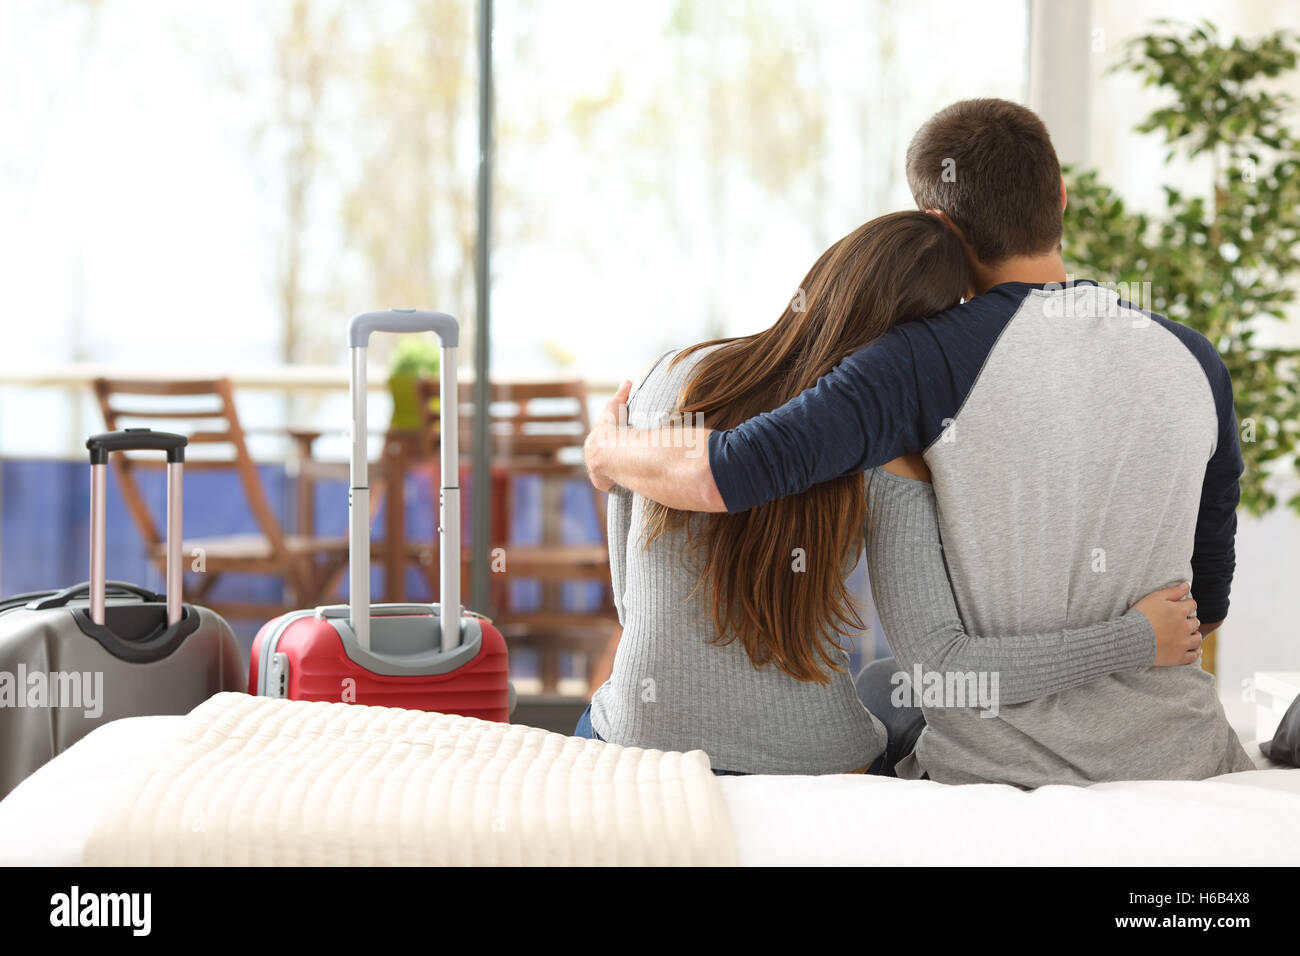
[590,349,1165,775]
[591,349,885,774]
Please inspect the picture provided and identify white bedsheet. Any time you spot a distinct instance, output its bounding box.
[2,710,1299,866]
[721,770,1300,865]
[0,715,185,866]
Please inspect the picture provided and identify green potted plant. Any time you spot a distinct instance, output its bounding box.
[387,336,441,430]
[1063,19,1300,515]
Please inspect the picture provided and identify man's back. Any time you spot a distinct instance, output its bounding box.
[902,281,1251,784]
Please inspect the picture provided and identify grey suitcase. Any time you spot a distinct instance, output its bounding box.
[0,428,243,799]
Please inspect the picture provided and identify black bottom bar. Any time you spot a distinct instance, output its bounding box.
[7,865,1284,940]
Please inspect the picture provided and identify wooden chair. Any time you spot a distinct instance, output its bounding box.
[416,378,620,694]
[92,378,350,620]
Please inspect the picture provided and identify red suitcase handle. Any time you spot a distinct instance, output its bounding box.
[346,311,461,653]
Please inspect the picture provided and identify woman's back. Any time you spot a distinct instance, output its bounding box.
[589,348,886,774]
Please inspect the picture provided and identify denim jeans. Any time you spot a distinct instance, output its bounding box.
[574,704,604,741]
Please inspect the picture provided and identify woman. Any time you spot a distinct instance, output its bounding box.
[577,211,1201,776]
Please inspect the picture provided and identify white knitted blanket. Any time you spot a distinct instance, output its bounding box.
[84,692,736,866]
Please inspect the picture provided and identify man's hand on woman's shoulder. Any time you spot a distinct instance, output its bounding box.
[582,377,725,512]
[585,380,632,493]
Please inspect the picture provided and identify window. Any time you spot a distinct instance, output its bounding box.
[492,0,1029,382]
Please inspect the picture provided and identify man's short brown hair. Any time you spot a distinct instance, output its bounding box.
[905,98,1063,265]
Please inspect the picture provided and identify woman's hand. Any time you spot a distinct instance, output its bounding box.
[1133,582,1203,666]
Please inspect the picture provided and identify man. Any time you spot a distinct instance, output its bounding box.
[584,98,1252,787]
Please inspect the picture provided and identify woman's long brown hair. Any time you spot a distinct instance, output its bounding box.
[642,211,970,683]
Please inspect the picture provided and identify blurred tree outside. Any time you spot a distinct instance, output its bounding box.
[656,0,832,339]
[338,0,478,358]
[268,0,342,368]
[544,0,915,354]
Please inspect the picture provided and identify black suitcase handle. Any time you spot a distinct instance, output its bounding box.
[84,428,187,626]
[86,428,187,465]
[24,580,162,611]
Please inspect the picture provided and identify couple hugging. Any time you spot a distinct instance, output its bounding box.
[578,98,1252,788]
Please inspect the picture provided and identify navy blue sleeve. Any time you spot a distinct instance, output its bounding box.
[707,332,925,513]
[1154,318,1241,623]
[706,287,1025,513]
[1191,353,1242,623]
[712,291,1024,515]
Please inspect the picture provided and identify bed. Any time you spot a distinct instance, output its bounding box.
[1,692,1297,866]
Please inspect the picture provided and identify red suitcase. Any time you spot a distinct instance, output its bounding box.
[248,310,510,721]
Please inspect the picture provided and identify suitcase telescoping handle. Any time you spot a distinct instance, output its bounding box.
[347,310,460,653]
[84,429,188,628]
